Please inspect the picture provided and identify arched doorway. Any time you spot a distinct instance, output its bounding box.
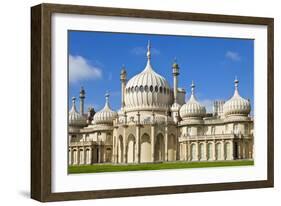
[69,149,72,165]
[73,149,78,165]
[140,133,151,163]
[117,135,124,163]
[207,143,213,160]
[225,142,231,160]
[154,133,164,162]
[199,143,205,160]
[190,143,197,161]
[216,142,222,160]
[86,148,91,164]
[127,134,135,163]
[168,134,176,161]
[245,141,249,159]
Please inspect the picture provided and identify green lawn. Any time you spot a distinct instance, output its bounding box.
[68,160,254,174]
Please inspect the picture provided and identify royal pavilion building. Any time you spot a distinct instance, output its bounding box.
[68,42,254,166]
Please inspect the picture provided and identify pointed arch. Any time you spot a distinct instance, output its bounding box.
[199,143,205,160]
[168,134,176,161]
[216,142,223,160]
[127,134,135,163]
[117,135,124,163]
[154,133,164,161]
[225,142,232,160]
[207,142,214,160]
[73,149,78,165]
[140,133,151,163]
[190,143,197,161]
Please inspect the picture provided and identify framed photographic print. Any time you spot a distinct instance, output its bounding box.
[31,3,274,202]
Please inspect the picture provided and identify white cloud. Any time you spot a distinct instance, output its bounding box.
[69,55,102,83]
[131,47,160,56]
[225,51,241,61]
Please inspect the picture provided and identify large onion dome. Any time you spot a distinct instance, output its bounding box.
[223,78,251,116]
[180,81,206,119]
[124,41,171,112]
[69,97,87,127]
[93,92,118,124]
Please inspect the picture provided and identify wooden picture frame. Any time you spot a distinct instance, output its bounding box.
[31,3,274,202]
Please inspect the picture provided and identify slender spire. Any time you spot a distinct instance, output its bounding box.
[233,76,240,97]
[234,76,239,90]
[189,80,197,101]
[147,40,151,60]
[71,96,78,112]
[143,40,153,72]
[191,80,195,95]
[105,91,110,107]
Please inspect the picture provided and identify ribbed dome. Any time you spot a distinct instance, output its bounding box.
[223,78,251,116]
[124,41,171,112]
[93,93,118,124]
[180,82,206,119]
[69,97,87,126]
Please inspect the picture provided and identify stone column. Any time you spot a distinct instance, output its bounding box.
[197,141,200,161]
[213,142,216,160]
[238,141,241,159]
[222,140,225,160]
[135,112,141,163]
[230,141,234,160]
[165,126,168,161]
[136,126,140,163]
[123,128,127,163]
[205,141,208,161]
[187,141,191,161]
[151,125,155,162]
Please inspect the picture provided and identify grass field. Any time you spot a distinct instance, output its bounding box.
[68,160,254,174]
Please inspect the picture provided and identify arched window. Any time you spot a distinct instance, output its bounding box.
[159,87,163,93]
[131,87,134,93]
[150,85,153,92]
[155,86,158,92]
[135,86,138,92]
[163,87,166,94]
[211,126,215,135]
[140,85,144,92]
[144,85,148,92]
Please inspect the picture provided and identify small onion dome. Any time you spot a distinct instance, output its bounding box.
[171,102,181,112]
[93,92,118,124]
[223,78,251,116]
[124,41,171,112]
[69,97,87,126]
[179,81,206,119]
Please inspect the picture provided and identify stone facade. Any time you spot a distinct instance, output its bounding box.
[68,42,254,166]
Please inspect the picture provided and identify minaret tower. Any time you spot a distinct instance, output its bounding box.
[120,65,127,110]
[79,87,85,115]
[171,58,181,123]
[172,58,180,104]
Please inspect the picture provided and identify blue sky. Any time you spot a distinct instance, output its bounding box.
[68,31,254,114]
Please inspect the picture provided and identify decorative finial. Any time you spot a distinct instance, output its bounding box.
[191,80,195,95]
[147,40,151,60]
[234,76,239,90]
[80,86,85,97]
[105,91,110,101]
[72,96,76,104]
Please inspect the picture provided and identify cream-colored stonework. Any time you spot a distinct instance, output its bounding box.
[68,42,254,166]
